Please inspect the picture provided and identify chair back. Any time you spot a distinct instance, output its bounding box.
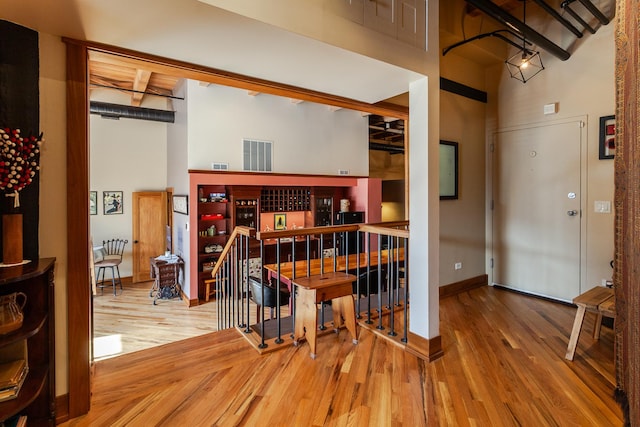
[249,276,290,308]
[352,267,387,297]
[102,238,128,259]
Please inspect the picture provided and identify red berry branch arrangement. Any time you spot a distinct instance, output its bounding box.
[0,128,44,208]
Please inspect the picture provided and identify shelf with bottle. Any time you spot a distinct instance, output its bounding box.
[234,199,258,228]
[260,187,310,212]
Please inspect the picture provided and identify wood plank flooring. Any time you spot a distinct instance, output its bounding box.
[92,280,219,359]
[65,285,622,426]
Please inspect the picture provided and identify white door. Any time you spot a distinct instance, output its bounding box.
[492,119,584,301]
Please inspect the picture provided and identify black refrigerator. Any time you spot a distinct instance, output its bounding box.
[336,211,365,255]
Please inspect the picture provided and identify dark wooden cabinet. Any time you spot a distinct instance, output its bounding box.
[311,187,336,226]
[0,258,55,426]
[229,186,260,230]
[197,186,230,299]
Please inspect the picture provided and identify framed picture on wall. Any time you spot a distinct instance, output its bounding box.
[599,115,615,159]
[274,213,287,230]
[103,191,123,215]
[172,195,189,215]
[89,191,97,215]
[439,140,459,200]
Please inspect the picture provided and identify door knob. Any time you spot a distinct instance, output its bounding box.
[567,210,578,216]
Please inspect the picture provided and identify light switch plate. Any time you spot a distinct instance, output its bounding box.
[543,103,558,115]
[594,200,611,213]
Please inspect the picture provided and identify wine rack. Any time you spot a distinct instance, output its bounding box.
[260,187,311,212]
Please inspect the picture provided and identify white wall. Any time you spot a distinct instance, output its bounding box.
[167,79,191,289]
[185,82,369,175]
[488,23,616,294]
[89,114,168,277]
[439,52,488,286]
[38,32,68,396]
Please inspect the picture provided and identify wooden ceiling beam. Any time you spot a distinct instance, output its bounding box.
[131,69,152,106]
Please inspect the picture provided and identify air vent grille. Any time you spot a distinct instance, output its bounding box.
[211,162,229,170]
[243,139,273,172]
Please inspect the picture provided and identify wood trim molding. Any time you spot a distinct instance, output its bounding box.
[66,41,91,417]
[439,274,488,300]
[62,37,408,121]
[406,333,443,362]
[55,393,70,424]
[64,36,410,420]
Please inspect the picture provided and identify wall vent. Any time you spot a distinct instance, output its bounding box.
[338,169,350,175]
[211,162,229,171]
[243,139,273,172]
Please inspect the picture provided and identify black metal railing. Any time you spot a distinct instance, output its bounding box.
[209,222,409,349]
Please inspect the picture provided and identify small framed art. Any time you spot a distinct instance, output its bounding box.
[172,195,189,215]
[103,191,123,215]
[274,213,287,230]
[89,191,97,215]
[599,115,615,159]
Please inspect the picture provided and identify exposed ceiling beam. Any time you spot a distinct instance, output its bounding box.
[531,0,583,37]
[464,0,571,61]
[132,69,151,106]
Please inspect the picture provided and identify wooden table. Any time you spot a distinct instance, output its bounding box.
[292,272,358,359]
[565,286,615,361]
[264,248,404,285]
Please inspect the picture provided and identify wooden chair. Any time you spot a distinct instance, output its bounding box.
[94,238,128,296]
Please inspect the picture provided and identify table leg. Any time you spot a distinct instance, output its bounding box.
[565,305,587,361]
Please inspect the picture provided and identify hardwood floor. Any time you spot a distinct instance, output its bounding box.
[92,280,219,359]
[64,285,622,426]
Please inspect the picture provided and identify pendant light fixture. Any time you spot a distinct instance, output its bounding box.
[505,0,544,83]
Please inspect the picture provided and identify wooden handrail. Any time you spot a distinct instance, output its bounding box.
[257,224,359,240]
[210,221,410,279]
[359,221,409,239]
[209,226,255,279]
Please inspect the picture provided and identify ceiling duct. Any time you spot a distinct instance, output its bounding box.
[89,101,175,123]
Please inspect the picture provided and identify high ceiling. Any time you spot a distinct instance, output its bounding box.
[82,0,615,153]
[84,0,615,109]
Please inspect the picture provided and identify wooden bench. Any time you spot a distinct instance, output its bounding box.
[204,278,216,302]
[565,286,615,361]
[292,272,358,359]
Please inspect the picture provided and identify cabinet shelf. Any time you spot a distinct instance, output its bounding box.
[0,364,47,421]
[0,258,55,425]
[0,313,47,348]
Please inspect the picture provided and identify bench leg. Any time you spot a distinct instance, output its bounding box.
[565,305,587,361]
[332,295,358,344]
[293,288,318,359]
[593,312,603,340]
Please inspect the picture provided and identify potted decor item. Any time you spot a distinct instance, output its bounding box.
[0,127,44,265]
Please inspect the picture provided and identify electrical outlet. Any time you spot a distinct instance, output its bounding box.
[454,262,462,270]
